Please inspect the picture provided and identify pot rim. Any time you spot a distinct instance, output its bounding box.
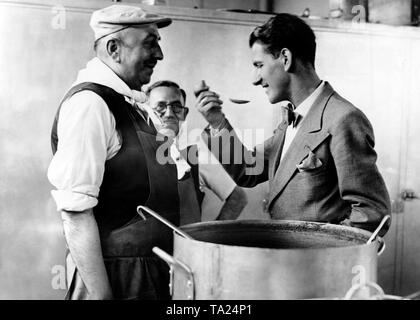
[176,219,378,252]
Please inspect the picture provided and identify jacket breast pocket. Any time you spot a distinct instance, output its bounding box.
[293,166,329,203]
[297,163,327,177]
[294,143,332,201]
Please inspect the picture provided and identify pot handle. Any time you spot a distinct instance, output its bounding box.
[152,247,195,300]
[137,205,193,240]
[343,281,385,300]
[344,281,409,300]
[366,215,390,256]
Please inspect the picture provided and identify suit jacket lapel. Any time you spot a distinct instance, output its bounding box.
[268,82,335,207]
[268,121,288,181]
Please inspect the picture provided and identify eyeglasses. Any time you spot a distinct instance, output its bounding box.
[152,101,189,120]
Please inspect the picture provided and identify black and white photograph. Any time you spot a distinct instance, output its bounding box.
[1,0,420,309]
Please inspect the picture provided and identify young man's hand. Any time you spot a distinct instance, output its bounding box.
[195,90,226,129]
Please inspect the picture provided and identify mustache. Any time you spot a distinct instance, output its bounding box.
[161,118,179,125]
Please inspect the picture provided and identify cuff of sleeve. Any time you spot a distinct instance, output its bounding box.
[205,118,229,137]
[216,178,236,202]
[196,137,236,201]
[51,189,98,212]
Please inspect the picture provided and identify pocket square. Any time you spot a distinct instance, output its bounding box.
[296,149,323,172]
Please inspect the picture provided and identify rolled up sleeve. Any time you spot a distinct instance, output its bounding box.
[47,91,119,212]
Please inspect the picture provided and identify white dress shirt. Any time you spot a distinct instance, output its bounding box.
[48,57,235,212]
[48,58,152,212]
[151,115,236,202]
[280,81,325,163]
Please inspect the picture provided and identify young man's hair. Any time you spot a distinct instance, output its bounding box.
[249,13,317,67]
[146,80,187,103]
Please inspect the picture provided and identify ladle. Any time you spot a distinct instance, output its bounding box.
[137,205,193,240]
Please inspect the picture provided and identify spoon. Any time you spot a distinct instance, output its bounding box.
[194,80,250,105]
[229,98,250,104]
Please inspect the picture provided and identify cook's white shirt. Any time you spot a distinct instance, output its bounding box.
[48,58,235,212]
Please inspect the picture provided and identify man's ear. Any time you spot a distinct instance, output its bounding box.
[106,38,121,63]
[279,48,293,72]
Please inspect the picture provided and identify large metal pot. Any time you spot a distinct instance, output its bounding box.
[139,206,388,300]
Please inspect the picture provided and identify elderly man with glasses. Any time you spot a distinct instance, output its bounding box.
[146,80,248,225]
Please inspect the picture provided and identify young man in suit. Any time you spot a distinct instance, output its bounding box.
[146,80,247,225]
[195,13,391,235]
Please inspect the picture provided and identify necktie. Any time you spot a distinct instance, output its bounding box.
[281,103,302,128]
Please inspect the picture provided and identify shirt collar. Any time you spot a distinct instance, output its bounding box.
[73,57,147,104]
[170,139,191,180]
[294,80,325,118]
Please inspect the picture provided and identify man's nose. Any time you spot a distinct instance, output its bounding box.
[252,72,262,86]
[155,44,163,61]
[163,106,176,118]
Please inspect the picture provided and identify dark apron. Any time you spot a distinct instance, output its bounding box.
[64,93,179,300]
[178,172,202,225]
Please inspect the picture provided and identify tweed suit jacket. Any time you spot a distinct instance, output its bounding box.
[203,82,391,234]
